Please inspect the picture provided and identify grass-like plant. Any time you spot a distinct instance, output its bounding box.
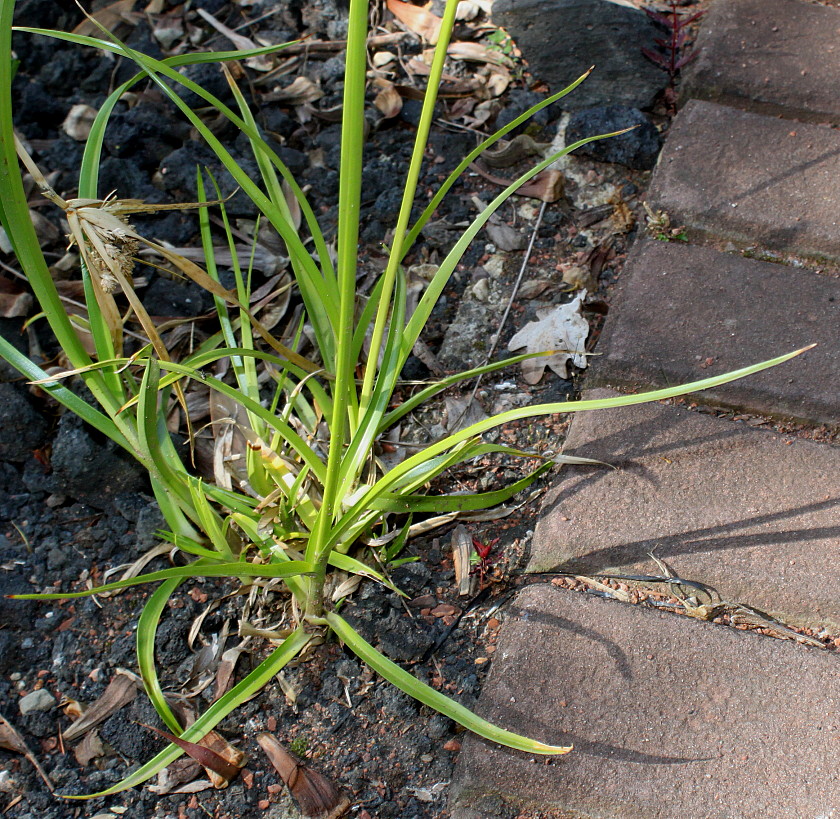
[0,0,808,798]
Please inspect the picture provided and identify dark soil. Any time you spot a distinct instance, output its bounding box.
[0,0,673,817]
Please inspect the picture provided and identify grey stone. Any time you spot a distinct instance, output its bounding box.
[528,390,840,630]
[493,0,665,109]
[683,0,840,124]
[565,105,661,169]
[646,100,840,265]
[0,382,48,462]
[589,239,840,425]
[450,584,840,819]
[19,688,56,715]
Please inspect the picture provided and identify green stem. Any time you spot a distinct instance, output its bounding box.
[304,0,370,609]
[358,0,459,414]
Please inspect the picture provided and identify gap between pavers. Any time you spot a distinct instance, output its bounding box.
[589,239,839,426]
[527,390,840,631]
[449,584,840,819]
[646,99,840,266]
[682,0,840,124]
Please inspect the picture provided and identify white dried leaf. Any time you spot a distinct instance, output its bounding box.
[507,292,589,384]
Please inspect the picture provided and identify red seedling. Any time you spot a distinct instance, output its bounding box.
[471,536,500,586]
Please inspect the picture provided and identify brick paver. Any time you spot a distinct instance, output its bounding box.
[683,0,840,124]
[590,239,839,425]
[646,100,840,265]
[527,390,840,631]
[449,584,840,819]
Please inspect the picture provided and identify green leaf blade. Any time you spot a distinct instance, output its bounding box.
[327,612,572,755]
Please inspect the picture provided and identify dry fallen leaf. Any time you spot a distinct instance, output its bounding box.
[140,721,244,788]
[73,729,107,766]
[0,712,54,791]
[0,275,33,318]
[257,733,350,818]
[62,104,98,141]
[72,0,137,36]
[374,82,403,119]
[507,292,589,384]
[451,524,473,596]
[63,672,139,742]
[447,40,514,68]
[444,393,489,433]
[470,162,565,203]
[386,0,442,43]
[265,76,324,105]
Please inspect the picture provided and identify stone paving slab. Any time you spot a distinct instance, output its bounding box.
[527,390,840,630]
[646,100,840,265]
[449,584,840,819]
[682,0,840,124]
[589,239,840,425]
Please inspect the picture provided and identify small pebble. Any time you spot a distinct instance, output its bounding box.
[19,688,56,715]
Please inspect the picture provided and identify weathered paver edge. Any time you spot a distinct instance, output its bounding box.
[449,583,840,819]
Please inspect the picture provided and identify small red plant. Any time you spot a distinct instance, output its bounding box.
[642,1,705,106]
[471,536,500,586]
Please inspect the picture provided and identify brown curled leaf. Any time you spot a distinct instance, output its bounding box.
[0,712,54,791]
[138,723,242,785]
[257,732,350,818]
[62,672,138,742]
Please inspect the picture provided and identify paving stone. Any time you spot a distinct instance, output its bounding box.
[589,239,840,425]
[526,390,840,630]
[493,0,665,110]
[449,584,840,819]
[683,0,840,124]
[646,100,840,265]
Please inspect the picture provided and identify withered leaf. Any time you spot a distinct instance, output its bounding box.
[72,0,137,36]
[470,163,566,203]
[507,292,589,384]
[0,713,54,791]
[451,525,473,597]
[257,733,350,819]
[482,135,549,169]
[386,0,442,44]
[447,40,514,68]
[374,83,403,119]
[0,276,33,318]
[265,76,324,105]
[139,723,242,786]
[169,702,247,788]
[63,673,138,742]
[73,728,107,766]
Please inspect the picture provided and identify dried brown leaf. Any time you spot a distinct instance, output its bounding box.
[0,713,54,791]
[63,673,138,742]
[73,729,107,766]
[447,40,513,67]
[257,733,350,818]
[72,0,137,36]
[482,135,549,169]
[265,76,324,105]
[374,83,403,119]
[386,0,442,44]
[517,279,553,300]
[0,276,32,318]
[472,161,566,203]
[451,525,473,597]
[139,722,243,787]
[195,8,273,71]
